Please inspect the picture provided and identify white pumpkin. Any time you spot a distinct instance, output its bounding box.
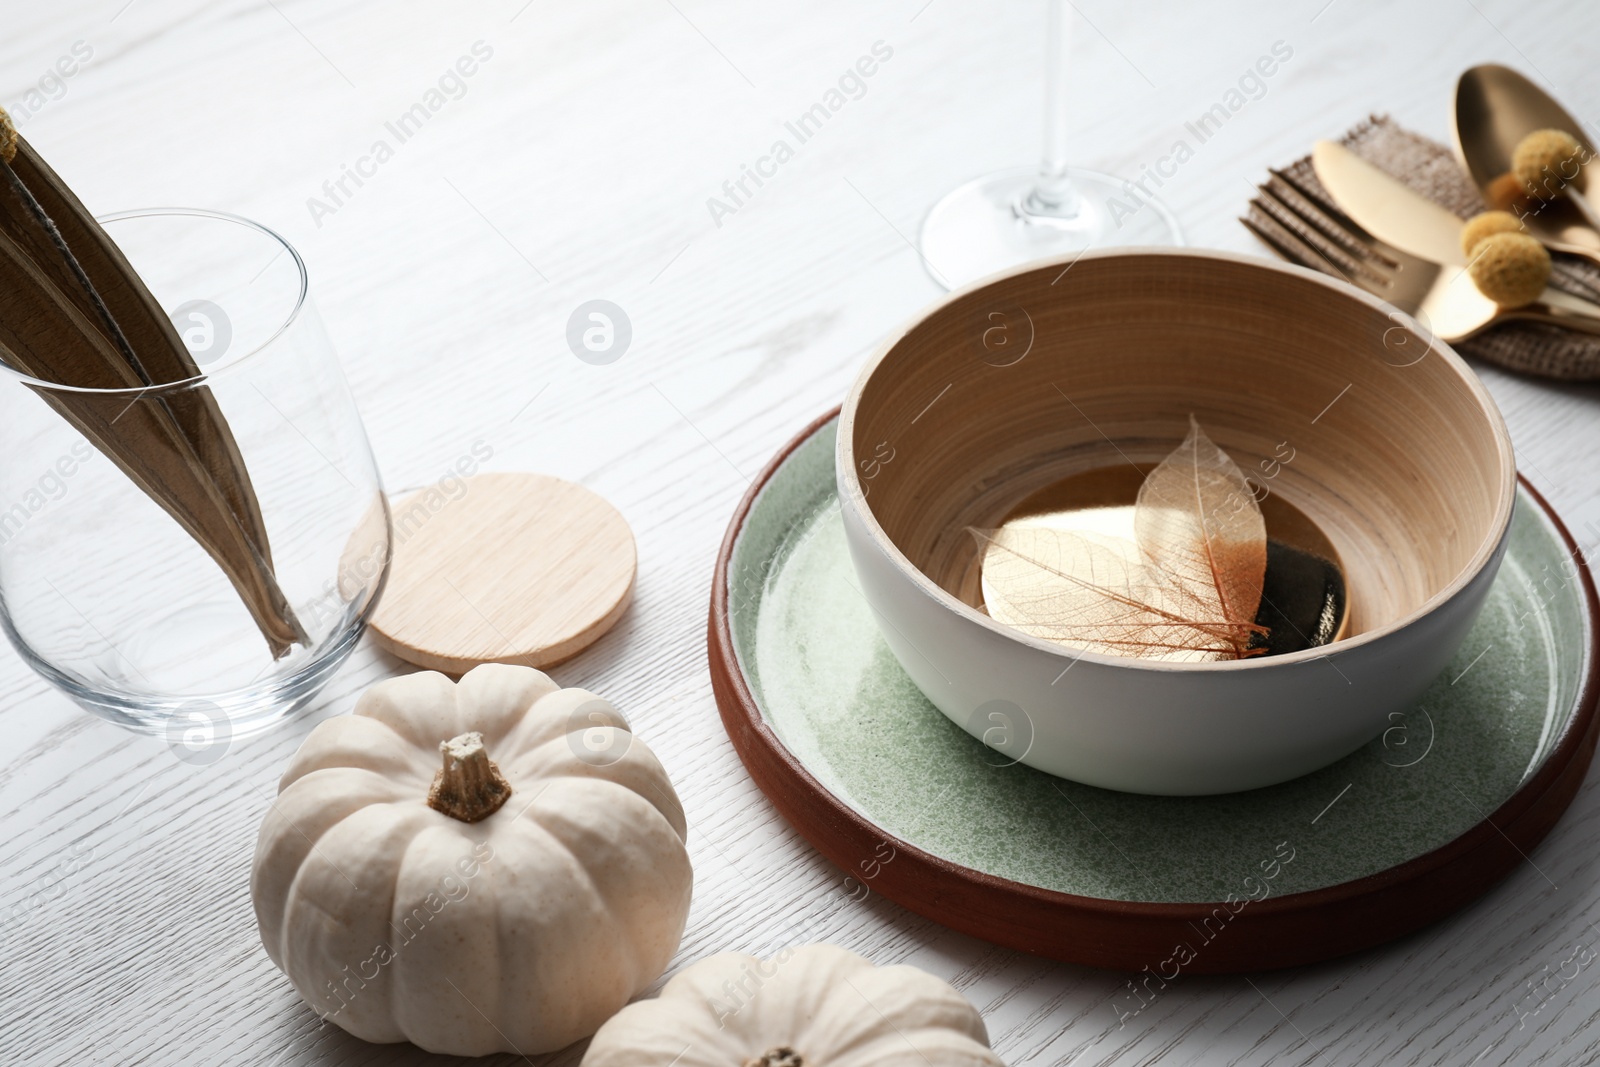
[582,944,1004,1067]
[250,664,693,1056]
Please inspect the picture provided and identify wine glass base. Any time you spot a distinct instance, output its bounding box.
[919,166,1183,290]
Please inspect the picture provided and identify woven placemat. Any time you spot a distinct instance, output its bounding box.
[1258,115,1600,381]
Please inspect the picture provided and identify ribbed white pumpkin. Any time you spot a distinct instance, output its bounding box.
[582,944,1004,1067]
[250,664,693,1056]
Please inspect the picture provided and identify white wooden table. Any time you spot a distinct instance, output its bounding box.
[5,0,1600,1063]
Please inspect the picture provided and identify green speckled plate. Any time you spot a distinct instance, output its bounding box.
[710,410,1600,972]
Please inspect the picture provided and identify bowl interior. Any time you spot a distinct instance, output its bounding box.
[843,251,1514,648]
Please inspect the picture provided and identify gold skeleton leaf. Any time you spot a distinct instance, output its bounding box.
[975,416,1269,661]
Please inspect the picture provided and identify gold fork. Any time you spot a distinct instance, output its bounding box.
[1242,168,1600,343]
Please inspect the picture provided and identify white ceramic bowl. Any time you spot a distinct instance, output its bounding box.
[838,249,1515,794]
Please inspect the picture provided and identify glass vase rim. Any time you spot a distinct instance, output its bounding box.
[0,206,310,397]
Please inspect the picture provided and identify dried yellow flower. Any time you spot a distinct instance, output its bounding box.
[1467,232,1551,308]
[1484,172,1528,212]
[1512,128,1587,199]
[1460,210,1522,258]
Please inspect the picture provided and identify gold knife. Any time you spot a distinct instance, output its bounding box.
[1311,141,1469,266]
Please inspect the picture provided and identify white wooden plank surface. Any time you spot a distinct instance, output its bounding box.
[4,0,1600,1064]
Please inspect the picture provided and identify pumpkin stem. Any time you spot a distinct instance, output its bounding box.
[744,1049,803,1067]
[427,732,512,822]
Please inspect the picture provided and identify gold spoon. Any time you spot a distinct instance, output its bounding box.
[1453,64,1600,265]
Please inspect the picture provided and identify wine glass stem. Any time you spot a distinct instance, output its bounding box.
[1025,0,1082,219]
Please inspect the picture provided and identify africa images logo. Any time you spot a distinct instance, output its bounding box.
[1105,40,1294,228]
[305,41,495,228]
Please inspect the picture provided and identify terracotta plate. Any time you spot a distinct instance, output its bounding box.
[708,409,1599,973]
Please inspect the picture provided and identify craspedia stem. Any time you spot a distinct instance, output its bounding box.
[427,732,512,822]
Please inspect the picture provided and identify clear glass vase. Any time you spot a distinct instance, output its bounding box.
[0,208,390,746]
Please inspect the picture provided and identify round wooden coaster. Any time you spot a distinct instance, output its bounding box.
[371,472,635,673]
[709,407,1600,973]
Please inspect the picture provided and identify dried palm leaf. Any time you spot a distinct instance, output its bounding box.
[0,112,306,656]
